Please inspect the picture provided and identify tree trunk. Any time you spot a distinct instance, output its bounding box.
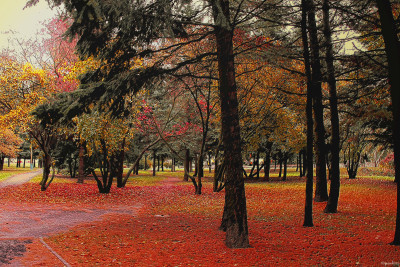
[116,148,125,188]
[40,153,54,191]
[307,0,328,202]
[323,0,340,213]
[0,156,4,171]
[77,145,85,183]
[152,150,156,177]
[184,149,190,181]
[212,0,249,248]
[302,0,314,227]
[375,0,400,245]
[264,152,271,182]
[283,154,288,181]
[299,150,303,177]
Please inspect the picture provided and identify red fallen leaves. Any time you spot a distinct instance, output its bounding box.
[1,175,399,266]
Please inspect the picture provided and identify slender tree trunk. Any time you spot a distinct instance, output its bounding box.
[302,0,314,227]
[212,0,249,248]
[307,0,328,202]
[153,150,156,177]
[264,151,271,181]
[77,145,85,183]
[184,149,190,181]
[323,0,340,213]
[299,150,303,177]
[283,155,288,181]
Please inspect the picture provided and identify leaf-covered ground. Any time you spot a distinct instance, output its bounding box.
[0,170,399,266]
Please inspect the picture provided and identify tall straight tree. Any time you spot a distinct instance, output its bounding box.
[302,0,314,227]
[211,0,249,248]
[375,0,400,245]
[306,0,329,202]
[322,0,340,213]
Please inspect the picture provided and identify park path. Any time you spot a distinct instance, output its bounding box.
[0,170,42,188]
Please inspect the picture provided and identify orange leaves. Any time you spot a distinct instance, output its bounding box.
[7,175,398,266]
[0,173,398,265]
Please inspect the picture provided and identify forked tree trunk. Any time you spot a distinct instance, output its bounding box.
[212,0,249,248]
[307,0,328,202]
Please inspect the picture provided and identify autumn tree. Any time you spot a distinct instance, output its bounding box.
[0,129,22,170]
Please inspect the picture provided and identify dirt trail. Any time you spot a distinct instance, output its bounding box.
[0,170,143,265]
[0,170,42,188]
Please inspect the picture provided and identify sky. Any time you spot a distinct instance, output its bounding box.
[0,0,59,51]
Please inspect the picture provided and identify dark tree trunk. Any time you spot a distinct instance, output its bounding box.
[282,154,288,181]
[196,153,203,195]
[307,0,328,202]
[0,156,4,171]
[302,0,314,227]
[116,148,125,188]
[209,152,212,173]
[212,0,249,248]
[184,149,190,181]
[8,158,10,167]
[152,150,156,177]
[264,152,271,181]
[23,158,26,168]
[40,153,55,191]
[375,0,400,245]
[323,0,340,213]
[278,155,283,178]
[77,145,85,183]
[299,150,303,177]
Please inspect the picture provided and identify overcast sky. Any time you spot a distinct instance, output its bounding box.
[0,0,59,51]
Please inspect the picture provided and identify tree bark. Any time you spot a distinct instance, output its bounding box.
[152,150,156,177]
[302,0,314,227]
[375,0,400,243]
[264,151,271,181]
[323,0,340,213]
[212,0,249,248]
[307,0,328,202]
[184,149,190,181]
[0,156,4,171]
[77,145,85,183]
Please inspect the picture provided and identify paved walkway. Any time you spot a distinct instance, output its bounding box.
[0,170,42,188]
